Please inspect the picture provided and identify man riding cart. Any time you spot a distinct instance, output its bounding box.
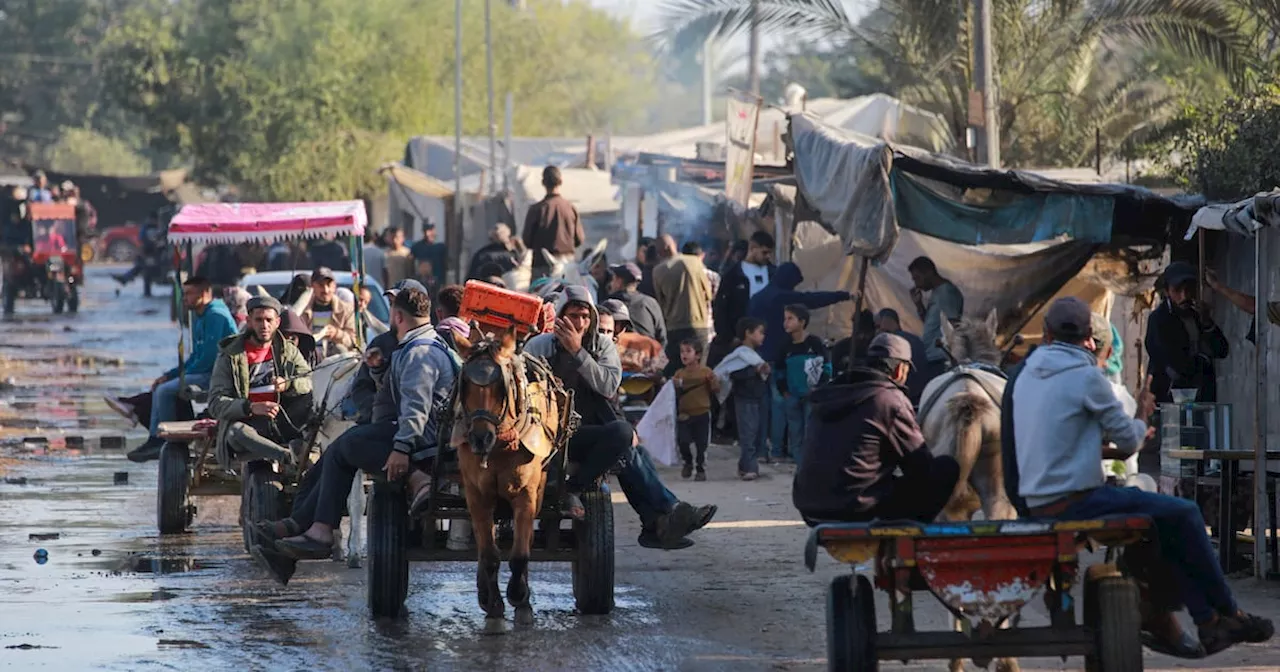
[208,296,315,469]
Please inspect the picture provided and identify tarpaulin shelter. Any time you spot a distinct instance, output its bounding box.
[785,112,1198,348]
[1187,192,1280,580]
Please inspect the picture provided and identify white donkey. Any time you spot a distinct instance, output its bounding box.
[502,239,608,299]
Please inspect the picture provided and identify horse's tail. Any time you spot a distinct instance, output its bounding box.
[943,391,995,514]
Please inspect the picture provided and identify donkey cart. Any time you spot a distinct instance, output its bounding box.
[807,515,1153,671]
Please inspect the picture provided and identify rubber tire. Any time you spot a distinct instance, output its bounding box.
[157,442,191,534]
[107,239,138,263]
[828,574,877,671]
[67,285,79,314]
[572,487,616,615]
[1085,576,1142,672]
[366,481,409,618]
[240,461,283,552]
[50,282,65,314]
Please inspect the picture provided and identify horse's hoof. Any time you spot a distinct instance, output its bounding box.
[346,554,362,569]
[947,660,965,672]
[482,617,507,635]
[514,606,534,626]
[995,659,1020,672]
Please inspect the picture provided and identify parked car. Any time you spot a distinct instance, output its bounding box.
[99,224,142,262]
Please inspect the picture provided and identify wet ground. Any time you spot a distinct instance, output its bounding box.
[2,266,1280,671]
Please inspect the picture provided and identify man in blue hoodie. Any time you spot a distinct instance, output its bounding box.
[747,262,854,460]
[1013,297,1272,656]
[127,276,238,462]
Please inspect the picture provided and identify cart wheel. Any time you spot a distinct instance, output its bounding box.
[366,480,409,618]
[828,574,877,671]
[67,285,79,314]
[572,487,615,615]
[157,442,191,534]
[1085,576,1142,672]
[240,461,283,552]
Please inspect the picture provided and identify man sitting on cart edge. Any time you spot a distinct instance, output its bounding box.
[251,286,455,576]
[207,296,315,468]
[792,332,960,524]
[1013,297,1273,657]
[522,285,716,550]
[124,276,239,463]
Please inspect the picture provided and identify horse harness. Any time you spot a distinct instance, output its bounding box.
[454,347,574,452]
[916,362,1007,422]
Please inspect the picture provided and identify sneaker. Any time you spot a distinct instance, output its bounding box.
[1199,611,1275,654]
[681,463,693,479]
[103,396,138,427]
[637,529,694,550]
[126,437,164,463]
[694,469,706,482]
[654,502,700,549]
[741,472,758,481]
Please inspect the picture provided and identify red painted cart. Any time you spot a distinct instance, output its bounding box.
[806,515,1152,671]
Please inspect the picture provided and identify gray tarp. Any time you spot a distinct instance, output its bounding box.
[1187,192,1280,239]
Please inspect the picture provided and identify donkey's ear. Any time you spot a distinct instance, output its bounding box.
[985,307,999,334]
[500,324,518,347]
[939,312,955,344]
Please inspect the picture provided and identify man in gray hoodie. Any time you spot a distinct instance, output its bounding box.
[523,285,715,549]
[256,286,456,566]
[1013,297,1272,656]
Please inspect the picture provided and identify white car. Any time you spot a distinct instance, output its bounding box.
[238,270,391,342]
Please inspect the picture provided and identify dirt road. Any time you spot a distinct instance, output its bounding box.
[2,267,1278,670]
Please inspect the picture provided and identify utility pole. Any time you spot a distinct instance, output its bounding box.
[973,0,1000,168]
[485,0,498,194]
[747,0,760,95]
[701,35,715,125]
[454,0,464,235]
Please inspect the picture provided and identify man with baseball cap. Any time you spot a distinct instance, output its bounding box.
[1013,296,1271,655]
[607,261,666,345]
[301,266,357,357]
[1145,261,1229,404]
[793,332,960,524]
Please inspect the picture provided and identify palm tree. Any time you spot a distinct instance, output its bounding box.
[656,0,1252,167]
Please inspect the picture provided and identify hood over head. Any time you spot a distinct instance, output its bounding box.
[774,262,803,290]
[279,309,317,360]
[554,284,600,348]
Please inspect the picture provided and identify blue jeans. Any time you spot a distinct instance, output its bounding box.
[734,394,768,474]
[768,373,786,458]
[617,445,680,530]
[1057,486,1238,624]
[779,394,810,468]
[150,373,210,437]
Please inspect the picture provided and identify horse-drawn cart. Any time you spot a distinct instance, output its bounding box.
[808,515,1152,671]
[154,201,368,546]
[364,280,616,619]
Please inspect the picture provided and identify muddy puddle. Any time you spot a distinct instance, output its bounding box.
[0,268,800,671]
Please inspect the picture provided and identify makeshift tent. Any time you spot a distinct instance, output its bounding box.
[1188,192,1280,580]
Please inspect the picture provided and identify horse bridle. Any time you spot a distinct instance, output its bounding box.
[457,344,533,446]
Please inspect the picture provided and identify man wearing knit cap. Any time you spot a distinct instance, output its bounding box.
[1013,296,1272,655]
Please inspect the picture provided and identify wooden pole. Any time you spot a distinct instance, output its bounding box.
[1255,228,1271,579]
[848,255,871,374]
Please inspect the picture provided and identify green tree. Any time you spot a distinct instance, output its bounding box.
[43,127,152,175]
[657,0,1251,167]
[100,0,657,200]
[1155,88,1280,200]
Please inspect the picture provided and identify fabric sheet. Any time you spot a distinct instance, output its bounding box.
[789,222,1104,348]
[635,380,679,467]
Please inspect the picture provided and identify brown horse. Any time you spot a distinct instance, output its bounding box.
[449,325,573,629]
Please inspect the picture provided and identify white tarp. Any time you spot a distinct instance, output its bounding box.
[724,91,762,210]
[790,222,1103,347]
[789,112,897,262]
[635,381,679,466]
[1186,191,1280,239]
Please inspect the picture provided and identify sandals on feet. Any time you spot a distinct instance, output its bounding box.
[250,544,298,586]
[561,492,585,521]
[1140,630,1205,659]
[249,519,300,549]
[276,533,334,560]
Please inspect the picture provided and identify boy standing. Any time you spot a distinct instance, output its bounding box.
[672,338,718,481]
[713,317,770,481]
[774,304,831,468]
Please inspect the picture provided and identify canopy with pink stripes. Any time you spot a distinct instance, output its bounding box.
[167,201,367,244]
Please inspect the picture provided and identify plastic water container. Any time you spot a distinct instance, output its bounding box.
[459,280,544,337]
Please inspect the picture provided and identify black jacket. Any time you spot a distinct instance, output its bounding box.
[609,289,667,346]
[1144,299,1229,403]
[351,330,401,424]
[792,368,935,518]
[1000,357,1031,517]
[466,241,518,279]
[712,261,775,346]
